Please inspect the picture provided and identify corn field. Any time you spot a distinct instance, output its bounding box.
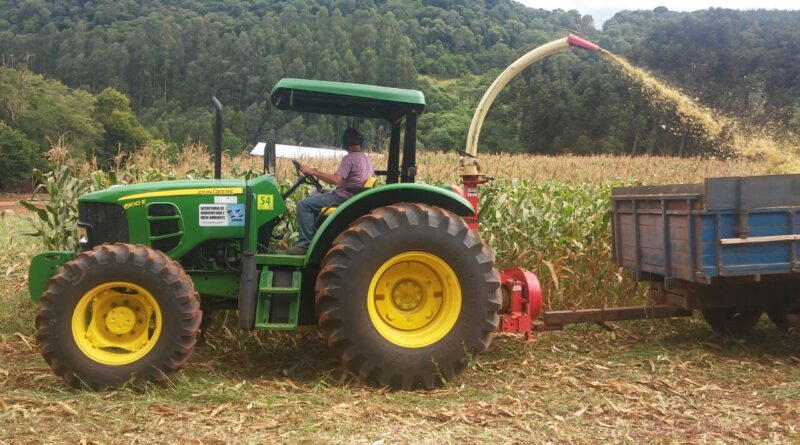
[20,143,770,310]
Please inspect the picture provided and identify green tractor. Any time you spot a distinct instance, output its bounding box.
[28,79,507,390]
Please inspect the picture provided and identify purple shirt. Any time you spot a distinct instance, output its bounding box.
[334,151,374,198]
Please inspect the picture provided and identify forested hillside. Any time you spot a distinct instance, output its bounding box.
[602,8,800,130]
[0,66,150,187]
[0,1,798,163]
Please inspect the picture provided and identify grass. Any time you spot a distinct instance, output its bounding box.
[2,152,799,443]
[0,213,39,334]
[2,316,799,443]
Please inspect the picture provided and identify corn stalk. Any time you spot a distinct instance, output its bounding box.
[19,165,90,251]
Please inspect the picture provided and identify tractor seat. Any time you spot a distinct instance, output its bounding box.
[320,177,377,218]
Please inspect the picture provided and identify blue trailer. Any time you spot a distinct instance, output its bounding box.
[604,174,800,334]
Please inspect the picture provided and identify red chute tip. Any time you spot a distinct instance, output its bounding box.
[567,34,600,52]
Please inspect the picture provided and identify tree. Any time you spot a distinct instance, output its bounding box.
[0,66,102,154]
[222,128,245,154]
[1,2,797,155]
[0,123,40,188]
[93,87,150,156]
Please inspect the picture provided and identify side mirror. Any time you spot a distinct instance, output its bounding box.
[264,139,276,174]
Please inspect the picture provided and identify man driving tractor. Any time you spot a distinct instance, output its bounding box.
[287,127,374,255]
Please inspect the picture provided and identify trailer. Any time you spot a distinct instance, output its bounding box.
[603,174,800,334]
[504,174,800,335]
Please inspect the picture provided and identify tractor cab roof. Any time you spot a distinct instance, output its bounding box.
[270,78,425,122]
[269,78,423,183]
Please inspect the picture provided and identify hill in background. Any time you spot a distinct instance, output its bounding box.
[0,1,798,159]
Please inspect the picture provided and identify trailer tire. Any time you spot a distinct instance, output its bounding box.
[36,243,201,390]
[702,307,761,335]
[767,304,800,332]
[315,203,501,389]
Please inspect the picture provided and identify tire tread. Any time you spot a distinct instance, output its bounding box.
[35,243,201,390]
[316,203,500,390]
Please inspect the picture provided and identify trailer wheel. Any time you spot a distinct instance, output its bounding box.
[315,203,501,389]
[702,307,761,335]
[767,304,800,332]
[36,243,201,390]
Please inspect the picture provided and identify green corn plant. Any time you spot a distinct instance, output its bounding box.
[19,164,90,251]
[477,179,642,309]
[272,179,312,246]
[88,169,117,191]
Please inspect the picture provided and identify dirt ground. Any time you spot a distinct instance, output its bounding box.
[1,317,799,444]
[0,194,43,213]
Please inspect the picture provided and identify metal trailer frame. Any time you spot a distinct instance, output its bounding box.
[500,174,800,333]
[605,174,800,319]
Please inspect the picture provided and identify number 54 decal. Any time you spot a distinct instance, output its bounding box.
[256,194,274,210]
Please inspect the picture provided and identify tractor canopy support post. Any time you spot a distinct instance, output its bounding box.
[264,139,275,174]
[238,187,258,330]
[387,121,401,184]
[400,111,417,183]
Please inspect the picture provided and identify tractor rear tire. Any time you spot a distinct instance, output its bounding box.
[702,306,761,335]
[36,243,201,390]
[315,203,501,389]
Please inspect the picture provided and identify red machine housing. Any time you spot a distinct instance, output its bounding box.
[459,175,485,230]
[499,267,542,342]
[457,169,544,341]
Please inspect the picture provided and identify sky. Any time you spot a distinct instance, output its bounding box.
[517,0,799,29]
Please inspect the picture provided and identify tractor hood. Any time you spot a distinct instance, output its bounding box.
[80,179,247,204]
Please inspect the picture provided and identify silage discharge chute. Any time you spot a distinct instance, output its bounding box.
[464,34,600,158]
[457,34,600,341]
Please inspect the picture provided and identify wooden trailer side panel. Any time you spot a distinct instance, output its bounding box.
[613,196,701,282]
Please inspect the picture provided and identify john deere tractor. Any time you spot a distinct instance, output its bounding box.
[28,79,502,390]
[29,34,604,390]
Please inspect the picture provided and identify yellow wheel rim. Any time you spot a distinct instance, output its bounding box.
[367,252,462,348]
[71,281,162,366]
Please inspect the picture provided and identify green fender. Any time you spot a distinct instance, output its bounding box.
[28,251,75,303]
[304,183,475,266]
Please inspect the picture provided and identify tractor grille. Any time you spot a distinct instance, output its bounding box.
[78,202,129,249]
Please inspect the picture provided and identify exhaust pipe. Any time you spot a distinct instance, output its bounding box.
[212,96,223,180]
[238,187,258,330]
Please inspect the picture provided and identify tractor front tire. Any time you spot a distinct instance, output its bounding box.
[36,243,201,390]
[316,203,501,389]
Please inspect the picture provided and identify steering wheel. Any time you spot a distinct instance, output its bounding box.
[291,159,323,192]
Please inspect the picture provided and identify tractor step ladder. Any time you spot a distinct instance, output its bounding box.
[254,269,302,330]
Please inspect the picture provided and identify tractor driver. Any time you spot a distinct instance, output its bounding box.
[287,127,374,255]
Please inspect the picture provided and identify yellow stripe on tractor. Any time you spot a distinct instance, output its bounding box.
[118,187,244,201]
